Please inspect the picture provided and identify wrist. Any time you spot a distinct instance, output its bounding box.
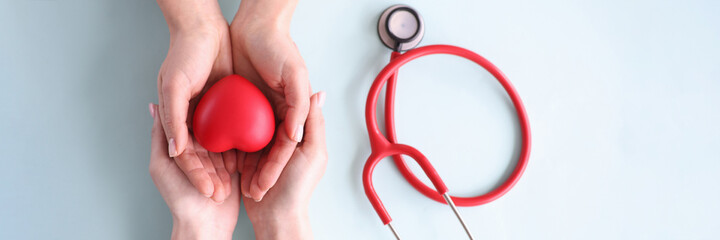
[171,217,234,240]
[232,0,297,33]
[157,0,227,35]
[250,209,312,240]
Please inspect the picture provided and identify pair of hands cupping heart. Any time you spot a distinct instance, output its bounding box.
[155,8,313,203]
[152,0,325,238]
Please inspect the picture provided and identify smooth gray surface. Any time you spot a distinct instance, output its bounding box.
[1,0,719,239]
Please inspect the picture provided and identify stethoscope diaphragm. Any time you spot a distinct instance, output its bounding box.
[377,5,425,52]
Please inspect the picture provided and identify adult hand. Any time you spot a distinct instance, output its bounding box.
[148,104,240,240]
[230,0,312,201]
[242,92,327,240]
[156,0,234,202]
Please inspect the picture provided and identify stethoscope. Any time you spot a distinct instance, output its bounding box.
[362,5,532,239]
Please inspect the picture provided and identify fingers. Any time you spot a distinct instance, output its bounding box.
[205,150,230,202]
[210,151,232,199]
[248,92,326,202]
[158,76,191,158]
[157,78,218,199]
[149,104,170,175]
[222,150,238,176]
[169,135,215,199]
[280,53,311,143]
[207,171,226,203]
[227,173,241,204]
[249,149,277,201]
[251,123,296,201]
[158,32,221,158]
[235,151,246,174]
[302,91,327,151]
[241,151,261,199]
[152,104,231,202]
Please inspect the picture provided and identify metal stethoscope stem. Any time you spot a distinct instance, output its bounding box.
[387,195,474,240]
[443,193,475,240]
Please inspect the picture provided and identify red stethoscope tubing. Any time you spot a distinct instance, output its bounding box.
[363,44,531,225]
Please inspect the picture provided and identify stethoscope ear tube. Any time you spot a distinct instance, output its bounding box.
[383,48,531,207]
[362,143,449,225]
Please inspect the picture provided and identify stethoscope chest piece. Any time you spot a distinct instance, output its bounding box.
[378,5,425,52]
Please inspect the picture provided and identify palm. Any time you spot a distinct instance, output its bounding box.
[157,21,236,202]
[150,128,241,232]
[230,28,295,122]
[230,22,311,200]
[242,145,326,216]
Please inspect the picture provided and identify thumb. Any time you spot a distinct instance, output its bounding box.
[156,34,218,157]
[157,75,191,158]
[280,56,311,142]
[302,91,326,149]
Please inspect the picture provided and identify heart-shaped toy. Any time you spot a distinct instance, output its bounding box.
[193,74,275,153]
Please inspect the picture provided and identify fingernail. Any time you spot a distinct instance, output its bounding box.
[202,185,213,198]
[318,91,326,108]
[294,124,304,142]
[168,138,178,157]
[148,103,155,118]
[243,192,251,198]
[256,189,268,202]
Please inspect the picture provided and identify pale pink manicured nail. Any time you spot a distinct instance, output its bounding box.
[294,124,304,142]
[168,138,178,157]
[148,103,155,118]
[318,91,326,108]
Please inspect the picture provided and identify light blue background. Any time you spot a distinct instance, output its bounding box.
[1,0,719,239]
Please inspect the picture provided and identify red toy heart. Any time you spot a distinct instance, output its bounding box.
[192,74,275,153]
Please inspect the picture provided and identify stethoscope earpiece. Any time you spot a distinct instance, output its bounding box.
[377,5,425,52]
